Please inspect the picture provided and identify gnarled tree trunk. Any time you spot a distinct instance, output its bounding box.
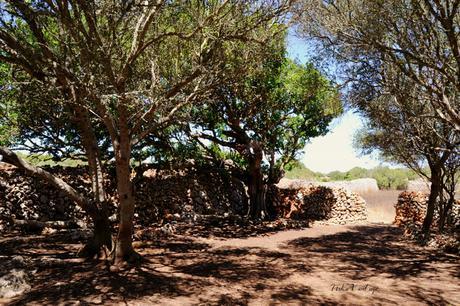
[422,165,442,238]
[247,144,268,220]
[76,107,113,258]
[78,211,113,259]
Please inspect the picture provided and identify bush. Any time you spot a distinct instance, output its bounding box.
[285,162,418,190]
[370,167,412,190]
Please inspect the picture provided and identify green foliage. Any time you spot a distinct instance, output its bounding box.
[192,45,343,182]
[285,162,419,190]
[0,62,18,146]
[368,167,416,190]
[284,162,323,180]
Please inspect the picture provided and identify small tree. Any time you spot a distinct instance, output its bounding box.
[189,55,342,219]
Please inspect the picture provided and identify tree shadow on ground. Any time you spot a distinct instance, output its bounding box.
[286,225,460,280]
[1,224,459,305]
[0,233,209,305]
[173,217,310,239]
[175,247,295,283]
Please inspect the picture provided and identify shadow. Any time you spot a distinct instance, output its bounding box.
[7,262,193,306]
[175,246,296,283]
[286,225,460,280]
[1,223,458,305]
[269,284,341,306]
[173,217,310,239]
[269,186,335,220]
[0,233,210,305]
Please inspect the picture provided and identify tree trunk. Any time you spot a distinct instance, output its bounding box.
[74,105,107,203]
[438,193,454,233]
[114,160,138,264]
[422,166,442,238]
[112,116,140,265]
[76,107,113,257]
[247,145,267,220]
[77,211,113,259]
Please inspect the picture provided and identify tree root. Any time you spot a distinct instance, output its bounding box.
[112,249,143,267]
[77,231,113,260]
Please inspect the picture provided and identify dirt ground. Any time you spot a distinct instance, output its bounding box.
[1,191,459,305]
[1,225,459,305]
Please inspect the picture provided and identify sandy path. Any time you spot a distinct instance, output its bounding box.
[3,222,459,306]
[148,223,460,306]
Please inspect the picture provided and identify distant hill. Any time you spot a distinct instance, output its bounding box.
[285,164,419,190]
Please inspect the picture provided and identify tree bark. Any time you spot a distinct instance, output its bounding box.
[77,211,113,259]
[247,144,268,220]
[422,165,442,237]
[75,105,107,203]
[113,156,138,264]
[75,106,113,257]
[112,110,140,264]
[438,196,454,233]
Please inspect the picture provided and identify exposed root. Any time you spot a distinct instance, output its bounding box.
[77,232,113,260]
[112,249,143,267]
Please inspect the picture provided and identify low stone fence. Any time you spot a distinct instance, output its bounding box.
[394,191,460,229]
[0,164,247,232]
[1,164,369,232]
[270,184,368,224]
[277,178,379,194]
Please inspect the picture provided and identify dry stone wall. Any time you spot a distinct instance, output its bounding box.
[394,191,460,229]
[135,167,247,224]
[1,164,369,232]
[269,184,368,224]
[277,178,379,194]
[0,165,94,232]
[0,164,247,232]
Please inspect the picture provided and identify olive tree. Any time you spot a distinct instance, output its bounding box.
[356,74,459,235]
[297,0,460,131]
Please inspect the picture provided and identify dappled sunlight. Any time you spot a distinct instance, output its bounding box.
[1,223,458,305]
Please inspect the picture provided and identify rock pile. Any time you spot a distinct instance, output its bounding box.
[394,191,460,229]
[269,185,368,224]
[0,269,32,299]
[0,164,247,232]
[394,191,460,254]
[394,192,428,227]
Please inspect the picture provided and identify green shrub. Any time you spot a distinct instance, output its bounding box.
[285,162,418,190]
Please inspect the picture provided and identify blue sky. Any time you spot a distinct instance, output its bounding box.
[287,31,385,173]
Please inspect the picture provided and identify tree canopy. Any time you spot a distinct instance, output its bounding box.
[189,51,342,218]
[0,0,293,263]
[296,0,460,235]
